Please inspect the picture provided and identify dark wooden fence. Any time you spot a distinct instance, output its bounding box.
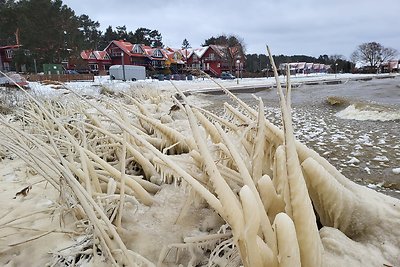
[24,74,95,82]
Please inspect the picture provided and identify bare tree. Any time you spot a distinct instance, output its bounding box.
[351,42,397,68]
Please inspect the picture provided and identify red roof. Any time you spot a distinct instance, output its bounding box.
[93,51,111,61]
[297,62,306,69]
[80,50,111,61]
[389,61,399,69]
[114,40,133,55]
[142,47,167,59]
[80,50,91,60]
[103,40,169,61]
[110,41,150,58]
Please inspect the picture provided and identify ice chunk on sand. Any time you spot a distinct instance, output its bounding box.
[347,157,360,164]
[373,155,389,162]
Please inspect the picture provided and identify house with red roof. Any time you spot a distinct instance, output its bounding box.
[142,46,168,70]
[103,41,147,67]
[279,62,331,74]
[186,45,245,77]
[81,40,245,77]
[80,50,112,75]
[0,45,21,72]
[164,47,186,73]
[381,60,399,73]
[102,40,168,71]
[80,40,171,73]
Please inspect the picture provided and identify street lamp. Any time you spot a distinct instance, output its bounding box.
[33,58,37,74]
[185,49,188,71]
[335,63,338,78]
[236,59,240,84]
[121,52,126,81]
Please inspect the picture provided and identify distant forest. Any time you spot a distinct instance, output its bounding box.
[0,0,354,73]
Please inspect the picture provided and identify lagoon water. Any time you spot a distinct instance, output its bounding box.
[203,75,400,197]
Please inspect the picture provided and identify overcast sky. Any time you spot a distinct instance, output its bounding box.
[62,0,400,59]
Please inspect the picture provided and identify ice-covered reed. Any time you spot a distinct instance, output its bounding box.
[0,51,399,267]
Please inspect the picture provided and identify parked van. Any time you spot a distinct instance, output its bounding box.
[220,72,236,79]
[109,65,146,81]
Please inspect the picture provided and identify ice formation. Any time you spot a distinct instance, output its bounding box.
[0,52,399,267]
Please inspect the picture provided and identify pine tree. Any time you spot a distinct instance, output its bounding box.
[182,38,191,49]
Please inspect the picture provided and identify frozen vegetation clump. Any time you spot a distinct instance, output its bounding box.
[0,51,399,267]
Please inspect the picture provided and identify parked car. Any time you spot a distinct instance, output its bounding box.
[171,74,182,80]
[65,70,79,74]
[0,73,29,88]
[75,69,91,74]
[220,72,235,79]
[152,74,164,81]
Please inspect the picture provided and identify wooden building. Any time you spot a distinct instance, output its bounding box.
[80,50,112,75]
[81,40,245,77]
[186,45,245,77]
[0,45,21,72]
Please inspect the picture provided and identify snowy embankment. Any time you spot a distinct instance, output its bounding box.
[28,72,394,96]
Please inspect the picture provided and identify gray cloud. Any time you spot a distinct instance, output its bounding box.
[63,0,400,58]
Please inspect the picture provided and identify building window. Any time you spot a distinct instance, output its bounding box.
[111,48,122,57]
[152,60,165,68]
[6,49,13,59]
[153,50,163,58]
[132,45,143,54]
[88,64,98,70]
[209,53,215,60]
